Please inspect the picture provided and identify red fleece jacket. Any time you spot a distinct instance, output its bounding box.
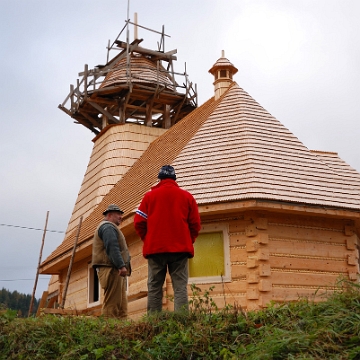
[134,179,201,258]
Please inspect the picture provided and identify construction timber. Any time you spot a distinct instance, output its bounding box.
[58,20,197,135]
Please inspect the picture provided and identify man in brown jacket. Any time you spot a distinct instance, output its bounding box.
[92,204,131,318]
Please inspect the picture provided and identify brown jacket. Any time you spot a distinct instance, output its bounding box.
[92,221,131,274]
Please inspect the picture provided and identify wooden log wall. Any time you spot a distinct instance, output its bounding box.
[228,211,359,310]
[52,209,359,317]
[59,259,92,311]
[127,234,148,319]
[157,211,359,313]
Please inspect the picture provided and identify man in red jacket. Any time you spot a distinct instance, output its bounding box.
[134,165,201,313]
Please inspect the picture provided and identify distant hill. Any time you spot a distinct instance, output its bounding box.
[0,287,39,317]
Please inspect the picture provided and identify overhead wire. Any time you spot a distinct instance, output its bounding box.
[0,223,65,234]
[0,277,50,282]
[0,221,62,290]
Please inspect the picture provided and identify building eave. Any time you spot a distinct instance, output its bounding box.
[198,199,360,220]
[40,199,360,275]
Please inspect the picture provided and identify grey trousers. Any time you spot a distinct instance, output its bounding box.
[147,253,189,313]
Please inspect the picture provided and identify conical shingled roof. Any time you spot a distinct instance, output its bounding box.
[310,150,360,189]
[41,81,360,270]
[209,55,238,76]
[174,83,360,208]
[100,55,174,90]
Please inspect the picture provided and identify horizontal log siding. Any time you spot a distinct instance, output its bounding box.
[267,214,359,305]
[61,259,91,311]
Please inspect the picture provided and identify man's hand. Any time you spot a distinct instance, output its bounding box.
[118,266,127,277]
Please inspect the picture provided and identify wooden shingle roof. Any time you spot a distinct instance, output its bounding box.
[41,82,360,270]
[209,56,238,76]
[174,84,360,208]
[100,55,174,90]
[311,150,360,190]
[41,95,220,269]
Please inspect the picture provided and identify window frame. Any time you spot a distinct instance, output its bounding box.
[188,223,231,284]
[87,263,101,307]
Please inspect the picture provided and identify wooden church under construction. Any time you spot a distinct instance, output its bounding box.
[38,18,360,319]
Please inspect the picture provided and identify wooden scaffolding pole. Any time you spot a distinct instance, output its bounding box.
[60,216,83,309]
[28,211,49,317]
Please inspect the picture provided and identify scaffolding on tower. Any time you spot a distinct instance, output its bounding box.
[58,15,198,135]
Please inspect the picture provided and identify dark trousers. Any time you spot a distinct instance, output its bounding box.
[147,253,189,313]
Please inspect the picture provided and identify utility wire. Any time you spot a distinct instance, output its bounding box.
[0,223,65,234]
[0,277,50,282]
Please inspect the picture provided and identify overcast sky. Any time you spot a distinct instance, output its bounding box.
[1,0,359,299]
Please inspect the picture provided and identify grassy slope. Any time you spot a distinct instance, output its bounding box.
[1,282,360,360]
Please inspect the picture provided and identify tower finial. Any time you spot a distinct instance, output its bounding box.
[134,12,138,40]
[209,51,238,100]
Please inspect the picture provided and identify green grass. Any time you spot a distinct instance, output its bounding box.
[1,281,360,359]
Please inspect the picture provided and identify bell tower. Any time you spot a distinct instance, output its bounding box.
[59,17,198,234]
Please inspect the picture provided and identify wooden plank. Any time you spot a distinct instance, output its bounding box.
[47,296,57,309]
[64,277,88,294]
[230,247,247,262]
[41,308,101,316]
[64,265,88,283]
[66,285,88,301]
[128,295,147,314]
[64,295,88,310]
[268,239,350,258]
[86,307,102,317]
[41,308,80,315]
[130,239,143,256]
[271,287,335,302]
[29,211,49,317]
[36,291,48,316]
[78,110,102,127]
[85,97,118,106]
[229,233,247,247]
[114,42,176,61]
[270,256,349,273]
[128,291,148,302]
[87,100,119,124]
[268,224,346,244]
[128,278,147,295]
[186,281,247,296]
[61,216,83,309]
[228,220,249,234]
[130,253,146,269]
[192,294,247,310]
[267,213,345,230]
[271,271,341,287]
[129,264,148,284]
[229,264,248,279]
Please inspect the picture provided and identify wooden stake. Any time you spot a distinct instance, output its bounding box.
[60,216,83,309]
[28,211,49,317]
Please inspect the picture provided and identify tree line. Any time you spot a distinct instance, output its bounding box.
[0,288,39,317]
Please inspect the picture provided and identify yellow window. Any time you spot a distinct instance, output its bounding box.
[189,232,224,277]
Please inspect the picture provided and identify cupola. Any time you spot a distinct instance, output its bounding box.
[209,50,238,100]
